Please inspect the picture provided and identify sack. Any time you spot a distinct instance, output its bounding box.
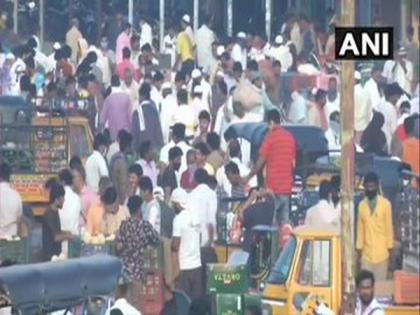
[232,79,262,111]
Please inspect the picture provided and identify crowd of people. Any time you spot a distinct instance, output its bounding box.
[0,9,419,315]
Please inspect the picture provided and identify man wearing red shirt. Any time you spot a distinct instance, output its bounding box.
[116,47,136,82]
[246,110,296,226]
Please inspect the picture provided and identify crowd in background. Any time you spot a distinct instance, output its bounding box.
[0,9,419,315]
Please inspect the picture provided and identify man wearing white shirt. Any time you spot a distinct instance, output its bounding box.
[364,64,385,111]
[58,169,82,235]
[190,85,210,119]
[139,17,153,50]
[171,188,202,300]
[190,69,212,111]
[268,35,293,72]
[173,89,198,138]
[121,68,139,109]
[160,123,192,172]
[195,16,216,73]
[382,47,413,96]
[325,77,340,118]
[231,32,248,70]
[85,134,109,193]
[355,270,385,315]
[139,176,161,234]
[304,181,339,229]
[160,82,178,144]
[325,111,341,153]
[378,83,403,152]
[0,163,22,239]
[354,71,373,144]
[163,27,177,67]
[106,280,141,315]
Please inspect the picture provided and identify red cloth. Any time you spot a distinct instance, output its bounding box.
[180,169,197,191]
[260,126,296,194]
[116,59,137,82]
[396,124,408,142]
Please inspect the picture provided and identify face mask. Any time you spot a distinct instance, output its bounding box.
[365,190,377,200]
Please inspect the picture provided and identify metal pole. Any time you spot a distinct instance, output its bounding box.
[13,0,18,34]
[227,0,233,36]
[193,0,199,34]
[340,0,355,314]
[265,0,272,41]
[128,0,133,25]
[400,0,408,43]
[96,0,102,44]
[160,0,165,53]
[39,0,44,48]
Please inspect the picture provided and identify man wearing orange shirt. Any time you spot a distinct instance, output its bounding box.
[87,186,119,236]
[402,114,419,185]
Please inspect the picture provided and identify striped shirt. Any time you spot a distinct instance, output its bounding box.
[260,126,296,194]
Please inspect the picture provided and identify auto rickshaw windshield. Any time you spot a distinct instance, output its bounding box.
[267,236,297,284]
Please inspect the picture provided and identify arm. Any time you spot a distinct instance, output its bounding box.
[171,237,180,252]
[247,156,266,181]
[384,200,394,250]
[356,205,364,253]
[171,216,181,252]
[237,190,258,221]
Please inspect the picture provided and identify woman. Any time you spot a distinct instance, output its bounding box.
[361,112,388,156]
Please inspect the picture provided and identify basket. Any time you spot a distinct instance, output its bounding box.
[0,238,29,264]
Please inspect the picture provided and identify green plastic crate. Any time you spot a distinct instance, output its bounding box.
[215,294,242,315]
[207,264,249,294]
[143,244,164,271]
[0,238,29,264]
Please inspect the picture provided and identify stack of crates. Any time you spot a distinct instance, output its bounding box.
[0,238,30,264]
[139,244,164,315]
[249,225,279,290]
[207,251,249,314]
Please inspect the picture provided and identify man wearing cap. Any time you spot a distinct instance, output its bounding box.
[382,47,413,96]
[354,71,373,144]
[191,68,212,112]
[231,32,248,69]
[66,18,82,64]
[171,188,203,300]
[195,15,216,74]
[268,35,292,72]
[160,82,178,144]
[191,84,209,119]
[181,14,195,46]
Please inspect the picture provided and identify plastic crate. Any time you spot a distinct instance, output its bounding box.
[0,238,29,264]
[143,245,163,271]
[80,242,115,257]
[394,270,420,305]
[138,272,164,315]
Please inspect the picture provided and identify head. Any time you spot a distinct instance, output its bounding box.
[130,34,140,51]
[0,162,12,182]
[174,71,185,90]
[100,186,119,214]
[370,112,385,130]
[93,133,109,155]
[404,114,419,137]
[233,62,243,80]
[71,18,79,29]
[100,37,109,50]
[356,270,375,306]
[198,110,211,134]
[127,196,143,218]
[153,71,165,90]
[117,129,132,154]
[194,168,209,185]
[225,161,241,186]
[207,132,221,151]
[140,43,153,62]
[123,22,132,35]
[122,47,131,60]
[364,172,379,200]
[400,101,411,116]
[71,166,86,192]
[169,146,183,171]
[177,88,189,105]
[172,123,186,143]
[139,176,154,202]
[58,169,73,187]
[186,149,196,166]
[319,180,332,201]
[315,89,327,107]
[384,83,403,105]
[49,182,65,209]
[194,142,210,165]
[128,164,143,189]
[98,177,113,197]
[171,188,188,213]
[228,138,241,159]
[139,141,154,162]
[272,60,281,77]
[371,63,384,83]
[330,175,341,205]
[266,109,281,129]
[139,82,151,102]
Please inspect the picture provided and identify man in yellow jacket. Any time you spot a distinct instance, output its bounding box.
[356,172,394,281]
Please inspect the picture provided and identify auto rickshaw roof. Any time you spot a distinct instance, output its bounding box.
[293,225,341,238]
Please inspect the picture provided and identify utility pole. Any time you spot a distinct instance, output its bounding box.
[39,0,44,48]
[128,0,133,25]
[159,0,165,53]
[340,0,356,314]
[13,0,18,34]
[96,0,102,44]
[193,0,199,35]
[227,0,233,37]
[265,0,272,41]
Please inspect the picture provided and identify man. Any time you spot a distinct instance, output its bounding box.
[190,69,212,114]
[325,76,340,118]
[206,132,225,171]
[116,196,159,308]
[127,164,143,199]
[268,35,293,72]
[382,47,414,96]
[132,83,164,151]
[194,142,215,176]
[65,18,82,64]
[189,169,217,249]
[181,15,195,46]
[180,149,198,191]
[402,114,420,185]
[356,172,394,281]
[173,89,198,138]
[160,82,178,144]
[225,162,247,198]
[364,63,385,111]
[139,176,161,234]
[71,166,98,229]
[163,25,177,68]
[98,36,115,86]
[195,15,216,73]
[237,188,275,252]
[42,183,72,261]
[193,110,211,146]
[110,130,133,205]
[304,180,339,228]
[378,83,404,152]
[171,188,202,300]
[174,22,195,77]
[116,47,136,83]
[354,71,373,144]
[231,32,247,70]
[58,169,82,235]
[404,26,419,67]
[160,123,192,171]
[106,279,141,315]
[190,85,208,120]
[355,270,385,315]
[0,163,22,239]
[116,23,132,64]
[100,75,132,141]
[121,68,139,107]
[325,111,341,152]
[129,34,141,73]
[139,17,153,49]
[307,89,329,130]
[85,134,109,193]
[137,141,159,188]
[151,71,164,110]
[159,146,183,201]
[246,110,296,226]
